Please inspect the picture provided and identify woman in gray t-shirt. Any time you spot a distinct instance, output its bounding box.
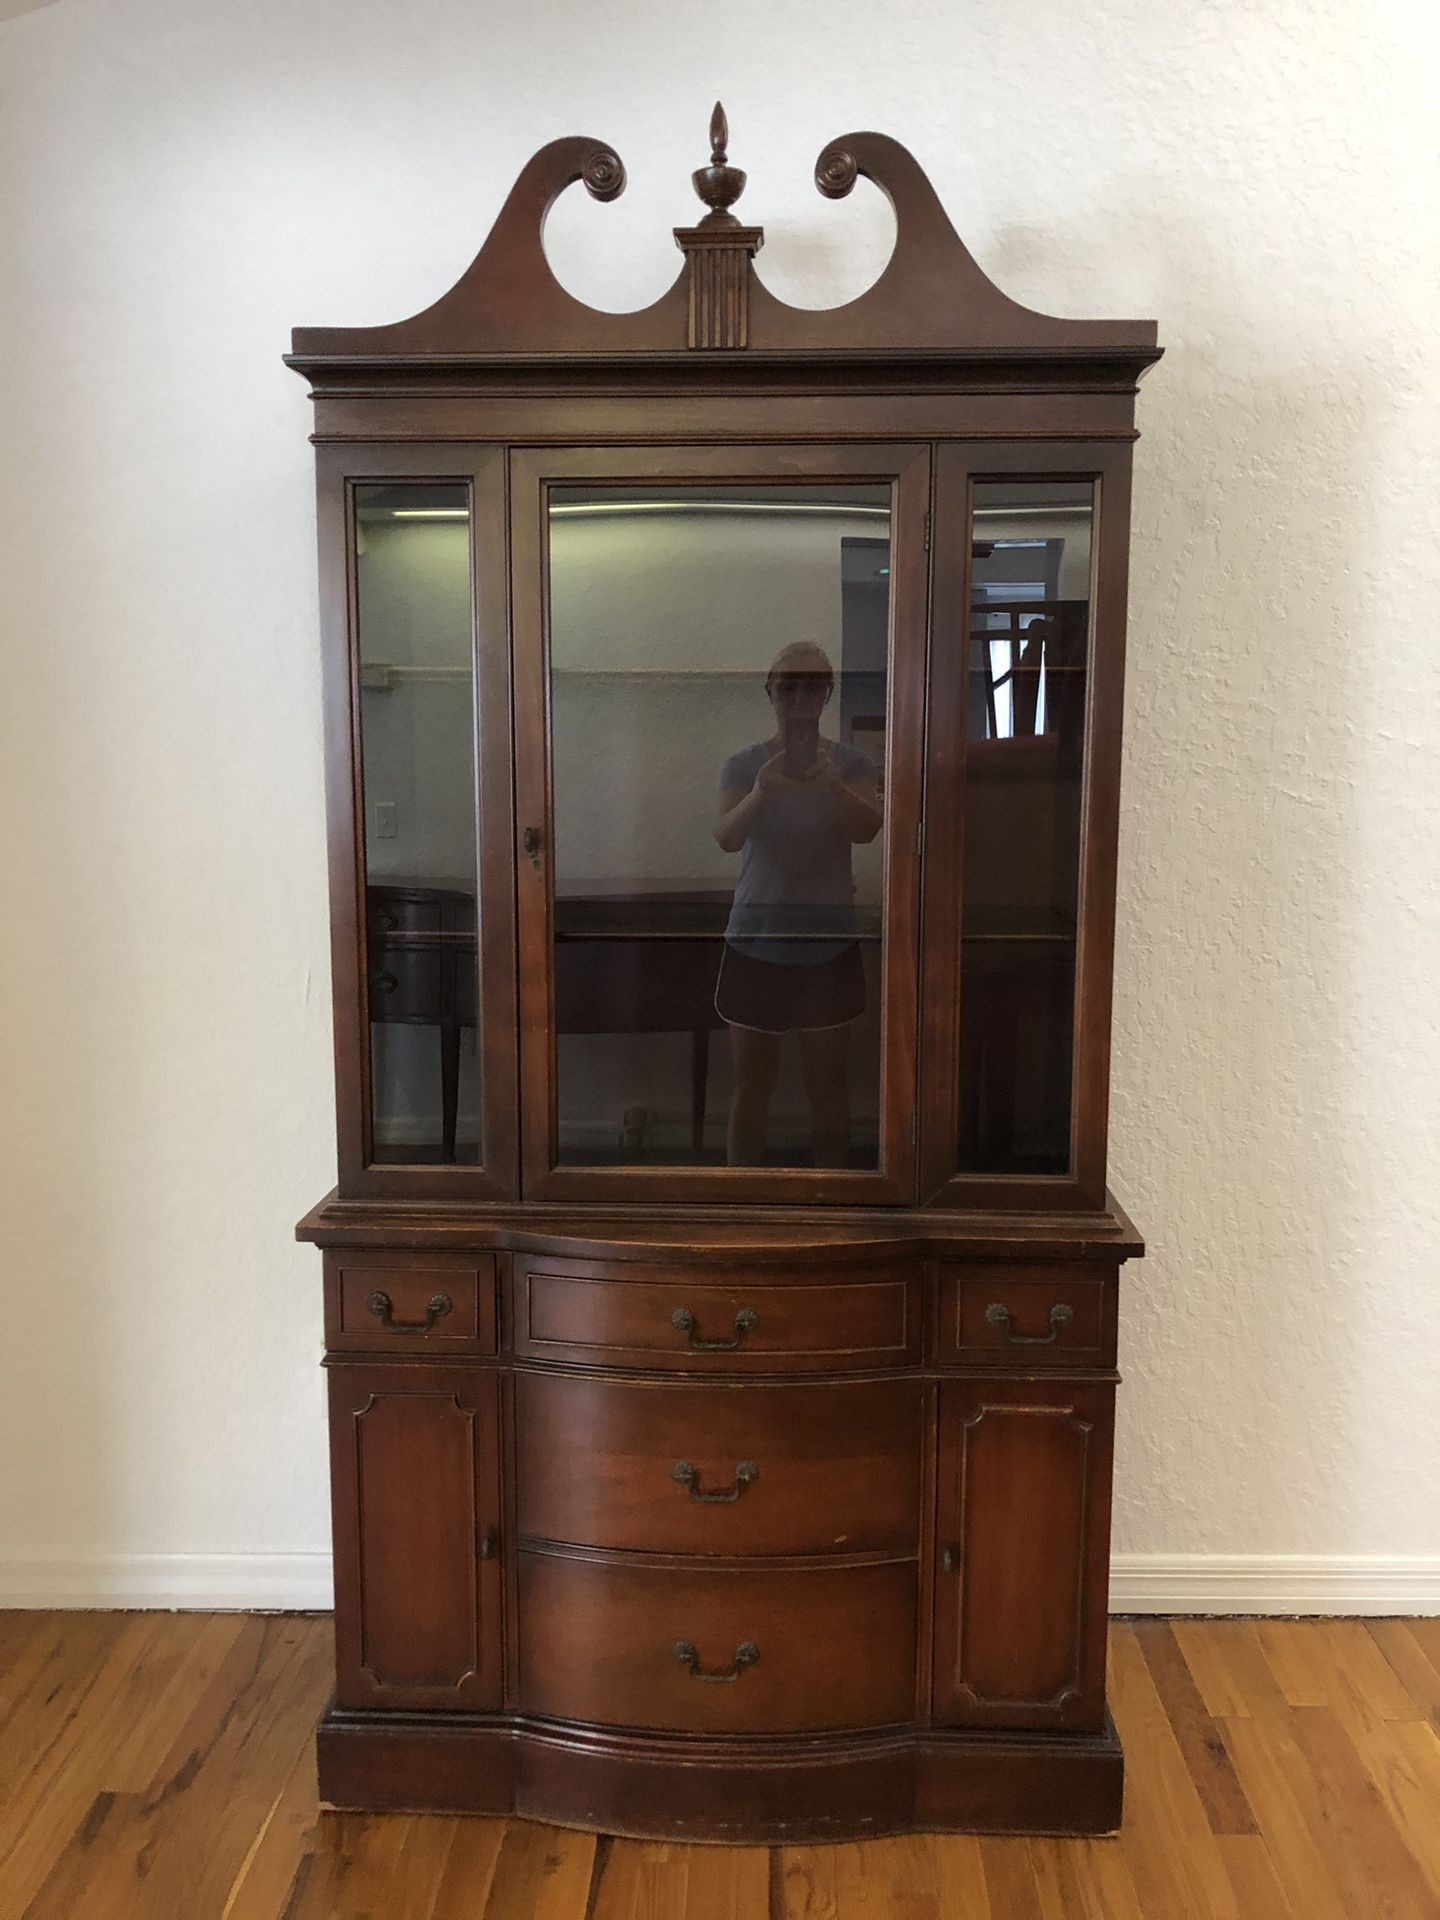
[713,643,883,1167]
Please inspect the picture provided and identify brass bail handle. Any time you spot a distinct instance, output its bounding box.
[672,1459,760,1504]
[670,1305,759,1351]
[984,1301,1073,1346]
[366,1290,453,1333]
[673,1639,760,1683]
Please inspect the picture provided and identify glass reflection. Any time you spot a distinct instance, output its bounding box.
[549,485,891,1170]
[354,483,479,1164]
[715,643,884,1167]
[959,481,1093,1176]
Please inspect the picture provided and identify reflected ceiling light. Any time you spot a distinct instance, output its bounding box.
[548,501,891,520]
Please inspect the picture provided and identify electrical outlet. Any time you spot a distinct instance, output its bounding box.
[374,801,398,838]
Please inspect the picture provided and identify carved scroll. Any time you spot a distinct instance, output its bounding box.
[288,115,1157,371]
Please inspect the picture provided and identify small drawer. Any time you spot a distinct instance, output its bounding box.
[516,1375,921,1557]
[518,1552,916,1734]
[938,1264,1115,1369]
[324,1253,497,1355]
[512,1257,919,1374]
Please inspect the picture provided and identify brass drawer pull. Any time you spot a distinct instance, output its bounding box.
[371,970,399,995]
[673,1639,759,1683]
[366,1290,453,1333]
[672,1459,759,1504]
[984,1301,1073,1345]
[670,1305,759,1350]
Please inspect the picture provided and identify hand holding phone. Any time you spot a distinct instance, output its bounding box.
[782,715,820,782]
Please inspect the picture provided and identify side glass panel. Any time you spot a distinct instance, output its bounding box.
[959,481,1094,1175]
[354,483,479,1164]
[547,483,891,1170]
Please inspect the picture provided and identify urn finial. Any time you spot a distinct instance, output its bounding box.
[691,100,746,225]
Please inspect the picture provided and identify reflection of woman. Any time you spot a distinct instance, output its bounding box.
[713,643,883,1168]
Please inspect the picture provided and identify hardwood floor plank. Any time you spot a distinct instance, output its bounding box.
[1284,1704,1439,1920]
[1252,1621,1330,1708]
[676,1842,770,1920]
[0,1612,69,1735]
[590,1838,691,1919]
[979,1836,1044,1919]
[1402,1618,1440,1674]
[14,1788,148,1919]
[220,1728,324,1919]
[291,1810,466,1919]
[1367,1621,1440,1725]
[0,1612,163,1907]
[777,1846,839,1920]
[104,1612,252,1792]
[835,1835,943,1918]
[1167,1622,1253,1719]
[0,1611,139,1777]
[270,1807,386,1919]
[1173,1623,1291,1720]
[1108,1627,1241,1920]
[1214,1714,1353,1920]
[15,1615,333,1920]
[427,1816,510,1919]
[1344,1718,1440,1904]
[930,1835,990,1918]
[1029,1836,1143,1920]
[1027,1838,1096,1919]
[1214,1834,1296,1917]
[0,1613,67,1730]
[479,1818,597,1919]
[1133,1621,1258,1835]
[1282,1622,1420,1728]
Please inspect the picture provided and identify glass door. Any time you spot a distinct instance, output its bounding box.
[919,443,1134,1209]
[512,446,929,1204]
[320,445,517,1199]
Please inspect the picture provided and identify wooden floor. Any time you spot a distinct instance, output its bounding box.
[2,1614,1439,1917]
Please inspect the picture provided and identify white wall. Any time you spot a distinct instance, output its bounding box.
[1,0,1435,1611]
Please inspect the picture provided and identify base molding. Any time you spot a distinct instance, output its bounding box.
[6,1551,1439,1616]
[316,1704,1124,1842]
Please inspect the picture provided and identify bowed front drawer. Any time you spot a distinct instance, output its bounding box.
[511,1255,920,1373]
[517,1551,917,1734]
[516,1372,922,1556]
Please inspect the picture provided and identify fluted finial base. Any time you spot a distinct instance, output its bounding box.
[673,223,764,349]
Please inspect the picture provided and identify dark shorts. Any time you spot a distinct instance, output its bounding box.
[714,941,867,1034]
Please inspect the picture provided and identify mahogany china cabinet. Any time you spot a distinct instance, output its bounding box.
[288,108,1160,1841]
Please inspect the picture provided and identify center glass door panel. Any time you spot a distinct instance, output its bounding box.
[512,448,928,1203]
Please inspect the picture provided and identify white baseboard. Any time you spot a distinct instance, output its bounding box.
[1,1552,1437,1616]
[0,1552,333,1612]
[1109,1554,1440,1616]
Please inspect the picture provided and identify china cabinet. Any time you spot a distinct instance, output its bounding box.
[288,107,1159,1840]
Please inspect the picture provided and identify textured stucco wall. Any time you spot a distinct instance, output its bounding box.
[1,0,1435,1597]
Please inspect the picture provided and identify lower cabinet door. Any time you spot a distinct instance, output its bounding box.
[933,1378,1114,1732]
[328,1363,502,1711]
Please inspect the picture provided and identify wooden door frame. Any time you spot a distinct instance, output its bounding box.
[316,443,518,1200]
[509,441,931,1207]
